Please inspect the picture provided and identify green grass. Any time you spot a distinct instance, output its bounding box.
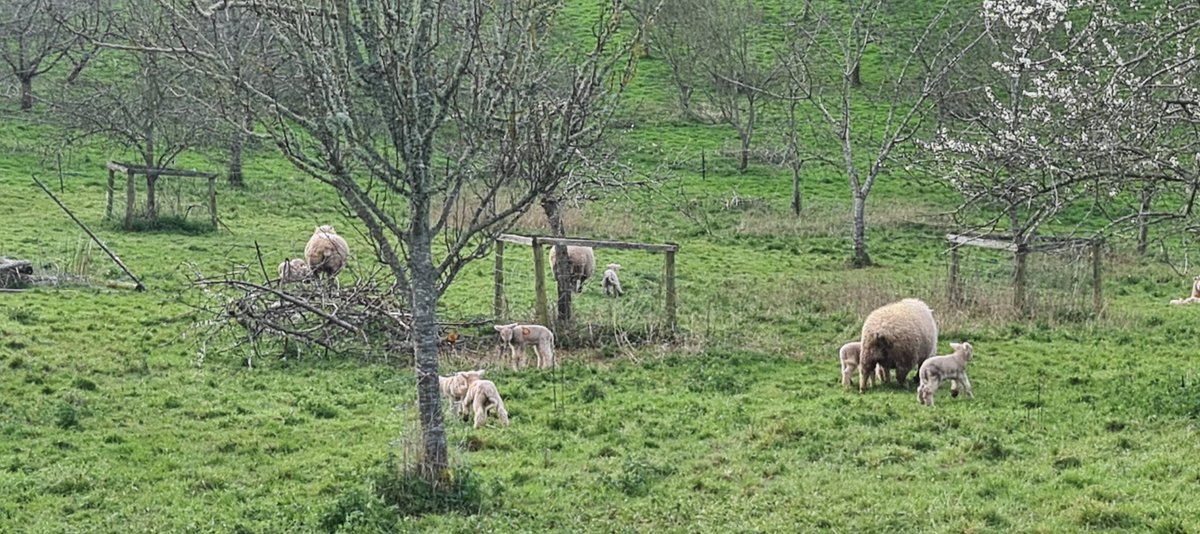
[4,1,1200,532]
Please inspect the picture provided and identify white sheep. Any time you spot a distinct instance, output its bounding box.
[439,372,471,413]
[458,370,510,428]
[859,298,939,392]
[304,225,350,279]
[494,323,556,369]
[839,341,888,389]
[917,342,974,406]
[548,245,595,293]
[1170,275,1200,304]
[277,258,312,283]
[602,263,623,297]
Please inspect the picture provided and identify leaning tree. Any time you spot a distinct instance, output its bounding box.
[126,0,653,480]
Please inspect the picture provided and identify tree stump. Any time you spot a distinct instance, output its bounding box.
[0,258,34,288]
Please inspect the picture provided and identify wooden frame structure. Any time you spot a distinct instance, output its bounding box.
[946,233,1103,314]
[494,234,679,329]
[105,161,218,229]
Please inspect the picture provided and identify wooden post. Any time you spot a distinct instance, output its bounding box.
[208,175,218,227]
[124,169,136,229]
[1013,243,1028,315]
[665,248,677,330]
[106,168,115,219]
[532,238,549,327]
[948,243,961,306]
[493,240,506,319]
[1092,239,1103,314]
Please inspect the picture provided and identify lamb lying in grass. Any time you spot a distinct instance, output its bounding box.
[917,342,974,406]
[839,341,888,389]
[457,370,509,428]
[1170,275,1200,305]
[494,323,556,369]
[277,258,312,283]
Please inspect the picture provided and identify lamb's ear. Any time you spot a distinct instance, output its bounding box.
[493,325,505,332]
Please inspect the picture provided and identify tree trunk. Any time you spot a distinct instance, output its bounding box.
[228,128,245,188]
[850,62,862,88]
[1136,189,1152,256]
[851,192,871,267]
[541,195,573,325]
[409,240,448,479]
[144,150,158,221]
[791,164,802,217]
[19,75,33,111]
[739,133,750,172]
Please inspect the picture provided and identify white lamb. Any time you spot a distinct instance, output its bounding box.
[438,372,471,413]
[917,342,974,406]
[277,258,312,283]
[458,370,510,428]
[494,323,556,369]
[1170,275,1200,305]
[602,263,623,297]
[838,341,888,389]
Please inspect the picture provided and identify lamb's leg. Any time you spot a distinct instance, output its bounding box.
[510,344,520,371]
[473,396,487,428]
[540,340,555,368]
[959,374,974,398]
[533,346,544,369]
[841,363,854,388]
[921,377,940,406]
[950,379,960,398]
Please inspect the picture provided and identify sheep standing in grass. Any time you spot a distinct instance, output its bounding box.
[602,263,623,297]
[439,372,471,413]
[858,298,938,393]
[839,341,888,389]
[549,246,595,293]
[304,225,350,279]
[917,342,974,406]
[458,370,510,428]
[277,258,312,283]
[494,323,556,369]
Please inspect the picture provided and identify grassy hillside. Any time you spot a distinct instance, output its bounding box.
[3,1,1200,533]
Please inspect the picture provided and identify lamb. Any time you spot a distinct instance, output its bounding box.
[1170,275,1200,305]
[439,372,472,413]
[494,323,556,370]
[602,263,623,297]
[858,298,938,393]
[303,225,350,279]
[838,341,888,389]
[458,370,510,428]
[917,342,974,406]
[548,245,595,293]
[277,258,312,283]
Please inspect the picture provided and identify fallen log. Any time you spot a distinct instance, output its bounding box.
[0,258,34,288]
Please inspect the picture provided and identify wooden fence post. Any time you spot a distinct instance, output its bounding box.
[493,240,506,319]
[532,238,549,327]
[1013,243,1028,315]
[124,169,136,229]
[106,168,115,219]
[208,175,218,228]
[1092,239,1103,314]
[665,248,677,330]
[948,243,961,307]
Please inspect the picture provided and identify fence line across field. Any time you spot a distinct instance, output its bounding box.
[494,234,678,330]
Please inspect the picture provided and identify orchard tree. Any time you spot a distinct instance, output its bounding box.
[0,0,89,110]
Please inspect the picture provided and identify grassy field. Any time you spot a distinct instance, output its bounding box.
[4,2,1200,533]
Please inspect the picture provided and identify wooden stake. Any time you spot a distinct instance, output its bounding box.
[125,169,135,229]
[106,168,115,219]
[533,238,548,327]
[208,175,218,228]
[948,244,961,306]
[32,175,145,291]
[493,240,506,319]
[1092,239,1103,313]
[665,248,677,330]
[1013,244,1028,315]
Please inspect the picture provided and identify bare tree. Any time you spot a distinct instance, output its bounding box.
[790,0,982,267]
[0,0,88,111]
[129,0,650,480]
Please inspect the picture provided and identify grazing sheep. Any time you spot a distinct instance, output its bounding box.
[548,246,595,293]
[458,370,510,428]
[303,225,350,279]
[277,258,312,283]
[494,323,556,370]
[602,263,623,297]
[838,341,888,389]
[858,298,939,393]
[917,342,974,406]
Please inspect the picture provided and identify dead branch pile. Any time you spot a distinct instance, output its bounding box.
[184,265,414,367]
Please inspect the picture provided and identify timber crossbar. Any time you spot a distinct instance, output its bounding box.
[106,161,216,178]
[496,234,679,252]
[945,233,1099,253]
